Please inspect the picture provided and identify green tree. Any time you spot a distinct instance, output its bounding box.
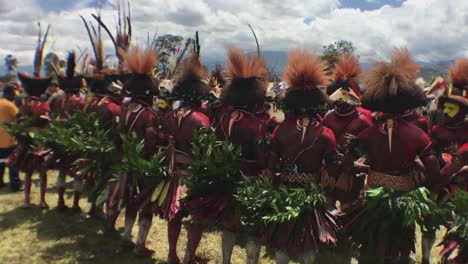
[4,54,18,75]
[152,34,184,78]
[320,40,355,68]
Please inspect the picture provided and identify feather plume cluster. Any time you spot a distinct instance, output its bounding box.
[282,49,329,90]
[66,52,76,77]
[361,48,420,99]
[361,48,428,113]
[172,53,211,106]
[226,46,267,80]
[178,53,207,83]
[448,58,468,88]
[333,53,360,82]
[119,46,158,74]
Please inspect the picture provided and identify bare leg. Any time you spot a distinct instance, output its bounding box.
[39,170,48,208]
[168,213,183,263]
[133,205,155,257]
[57,170,67,210]
[182,223,204,264]
[246,238,261,264]
[121,205,138,247]
[222,230,236,264]
[106,184,120,231]
[23,173,32,207]
[275,250,290,264]
[72,178,83,212]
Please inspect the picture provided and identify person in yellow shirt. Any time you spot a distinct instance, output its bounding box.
[0,85,21,191]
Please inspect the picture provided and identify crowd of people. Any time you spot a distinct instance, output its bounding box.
[0,16,467,264]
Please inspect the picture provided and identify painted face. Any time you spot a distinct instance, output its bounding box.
[339,89,349,102]
[158,99,168,109]
[443,102,460,118]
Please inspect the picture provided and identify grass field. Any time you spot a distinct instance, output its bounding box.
[0,171,445,264]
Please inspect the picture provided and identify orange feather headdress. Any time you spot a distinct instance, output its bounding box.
[361,48,427,113]
[282,49,330,116]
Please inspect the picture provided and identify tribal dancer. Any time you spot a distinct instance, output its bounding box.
[117,46,161,256]
[265,49,340,264]
[84,74,124,220]
[322,53,373,208]
[160,54,211,264]
[430,59,468,167]
[436,59,468,264]
[343,49,443,264]
[215,46,269,264]
[8,23,52,208]
[12,72,51,208]
[54,52,87,212]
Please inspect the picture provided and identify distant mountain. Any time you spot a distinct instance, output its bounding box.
[2,52,452,85]
[204,51,451,83]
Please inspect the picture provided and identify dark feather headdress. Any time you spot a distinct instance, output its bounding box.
[220,46,268,110]
[58,52,84,94]
[119,46,159,97]
[17,23,52,98]
[172,53,211,107]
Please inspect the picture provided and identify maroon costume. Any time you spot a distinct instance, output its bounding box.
[51,53,87,212]
[342,49,442,264]
[211,47,270,264]
[115,46,161,257]
[437,58,468,264]
[264,50,340,263]
[440,143,468,264]
[159,55,212,263]
[7,72,52,208]
[323,54,373,206]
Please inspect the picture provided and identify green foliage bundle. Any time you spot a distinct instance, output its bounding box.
[114,133,167,187]
[5,119,38,150]
[447,190,468,250]
[186,127,243,197]
[236,179,326,227]
[351,187,452,246]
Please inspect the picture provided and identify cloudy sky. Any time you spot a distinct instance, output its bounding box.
[1,0,468,71]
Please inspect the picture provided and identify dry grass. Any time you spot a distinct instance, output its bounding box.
[0,171,445,264]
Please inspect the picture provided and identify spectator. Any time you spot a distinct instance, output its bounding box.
[0,85,21,191]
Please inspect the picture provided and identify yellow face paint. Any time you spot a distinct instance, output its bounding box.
[339,89,349,102]
[443,102,460,118]
[159,100,168,109]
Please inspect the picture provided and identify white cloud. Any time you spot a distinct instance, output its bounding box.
[1,0,468,72]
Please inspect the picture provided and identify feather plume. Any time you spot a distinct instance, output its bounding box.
[282,49,329,90]
[33,23,51,77]
[178,53,207,83]
[226,46,267,80]
[448,58,468,88]
[119,46,158,74]
[361,48,426,113]
[210,65,226,87]
[333,53,360,82]
[172,53,211,106]
[66,52,76,77]
[361,48,420,99]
